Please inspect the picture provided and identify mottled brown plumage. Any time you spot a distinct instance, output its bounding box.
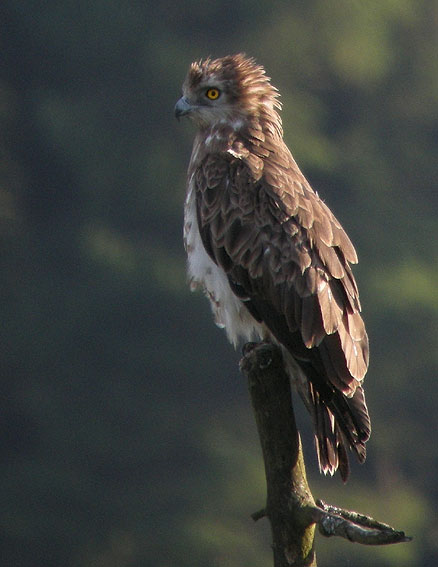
[175,54,371,481]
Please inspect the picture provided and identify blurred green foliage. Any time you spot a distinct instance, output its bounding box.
[0,1,437,565]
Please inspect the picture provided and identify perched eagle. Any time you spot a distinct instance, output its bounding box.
[175,54,371,481]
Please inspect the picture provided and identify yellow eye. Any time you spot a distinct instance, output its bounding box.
[206,88,220,100]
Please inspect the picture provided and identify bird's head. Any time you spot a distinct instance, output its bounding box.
[175,54,281,130]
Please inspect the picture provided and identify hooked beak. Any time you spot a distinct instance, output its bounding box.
[174,96,192,120]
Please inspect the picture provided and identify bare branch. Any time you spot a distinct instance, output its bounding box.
[240,341,411,566]
[240,341,317,566]
[251,508,267,522]
[312,500,412,545]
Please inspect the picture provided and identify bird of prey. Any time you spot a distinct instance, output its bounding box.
[175,54,370,481]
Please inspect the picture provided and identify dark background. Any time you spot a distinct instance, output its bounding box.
[0,1,437,565]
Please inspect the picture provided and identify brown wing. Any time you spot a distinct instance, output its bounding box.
[195,145,370,479]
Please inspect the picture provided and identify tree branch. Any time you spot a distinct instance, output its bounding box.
[240,341,411,566]
[313,500,411,545]
[240,341,317,567]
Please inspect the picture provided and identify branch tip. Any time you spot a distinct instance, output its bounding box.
[252,508,267,522]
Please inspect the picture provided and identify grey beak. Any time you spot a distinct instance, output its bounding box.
[174,96,192,119]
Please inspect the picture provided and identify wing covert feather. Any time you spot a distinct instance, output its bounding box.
[195,149,368,394]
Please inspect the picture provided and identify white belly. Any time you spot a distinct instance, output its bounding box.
[184,178,263,347]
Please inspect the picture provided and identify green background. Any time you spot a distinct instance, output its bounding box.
[0,1,437,565]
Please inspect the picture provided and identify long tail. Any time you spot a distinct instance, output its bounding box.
[272,339,371,481]
[308,382,371,482]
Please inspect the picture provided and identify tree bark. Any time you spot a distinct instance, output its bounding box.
[240,342,317,566]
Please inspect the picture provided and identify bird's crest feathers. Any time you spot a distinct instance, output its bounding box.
[184,54,282,125]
